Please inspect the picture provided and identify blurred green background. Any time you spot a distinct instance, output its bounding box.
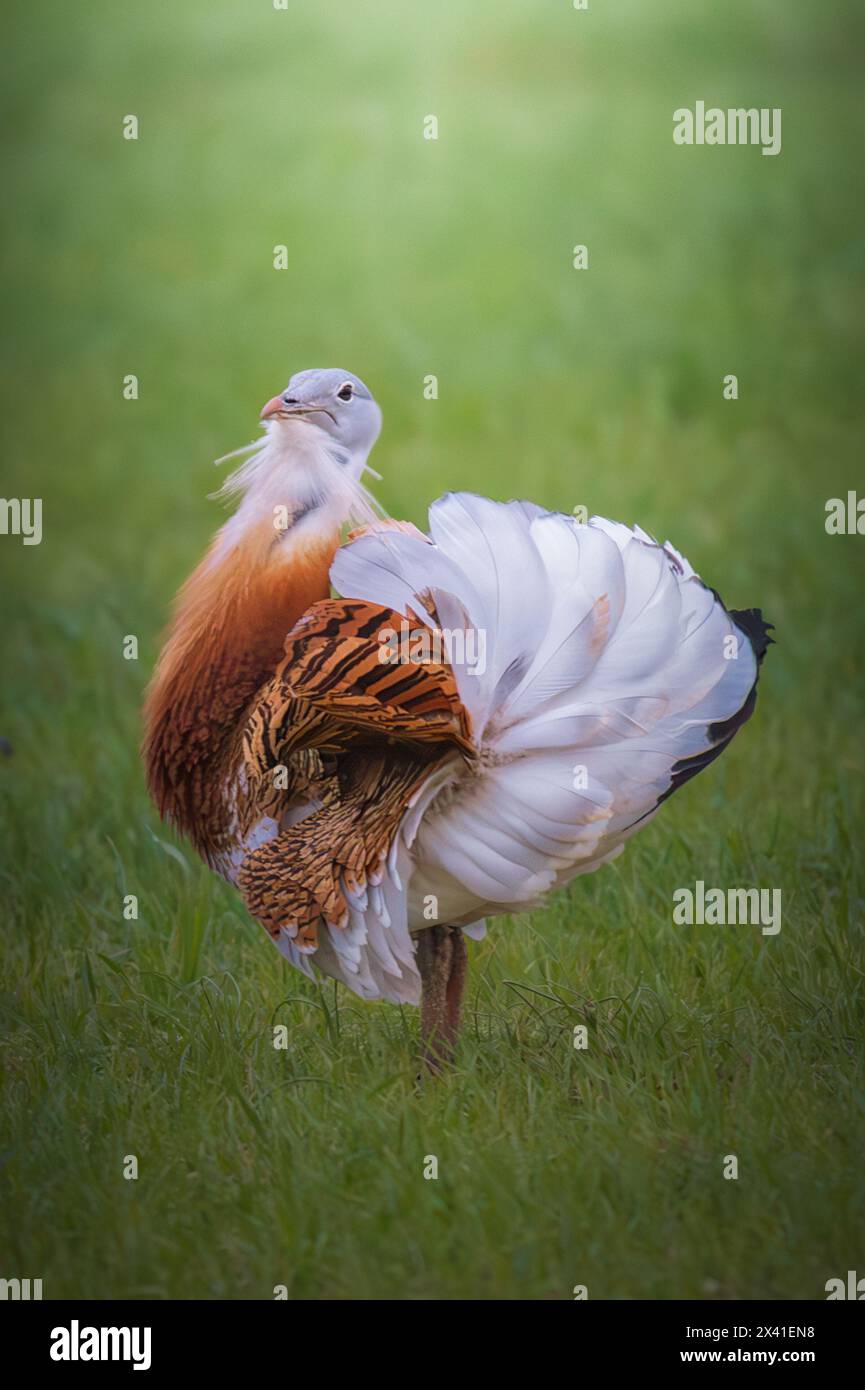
[1,0,863,1299]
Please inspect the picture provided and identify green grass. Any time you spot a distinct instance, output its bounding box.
[1,0,864,1299]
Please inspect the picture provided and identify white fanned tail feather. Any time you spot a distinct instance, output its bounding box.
[299,493,769,1002]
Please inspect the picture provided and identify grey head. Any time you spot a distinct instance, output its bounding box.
[259,368,382,464]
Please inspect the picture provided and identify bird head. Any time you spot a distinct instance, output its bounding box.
[259,368,382,468]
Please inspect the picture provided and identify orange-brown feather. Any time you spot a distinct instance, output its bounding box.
[143,519,339,862]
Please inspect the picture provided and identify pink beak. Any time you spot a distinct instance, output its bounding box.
[260,395,286,420]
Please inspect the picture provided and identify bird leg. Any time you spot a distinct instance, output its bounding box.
[415,925,467,1073]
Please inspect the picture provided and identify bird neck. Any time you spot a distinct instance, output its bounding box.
[143,429,375,861]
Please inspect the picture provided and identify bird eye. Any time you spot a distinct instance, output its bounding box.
[336,382,354,402]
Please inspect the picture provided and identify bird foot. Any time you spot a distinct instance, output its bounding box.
[414,924,467,1076]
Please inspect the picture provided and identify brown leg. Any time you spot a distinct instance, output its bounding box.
[415,925,466,1074]
[445,927,467,1042]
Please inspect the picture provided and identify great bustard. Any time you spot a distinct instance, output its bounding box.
[144,368,771,1069]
